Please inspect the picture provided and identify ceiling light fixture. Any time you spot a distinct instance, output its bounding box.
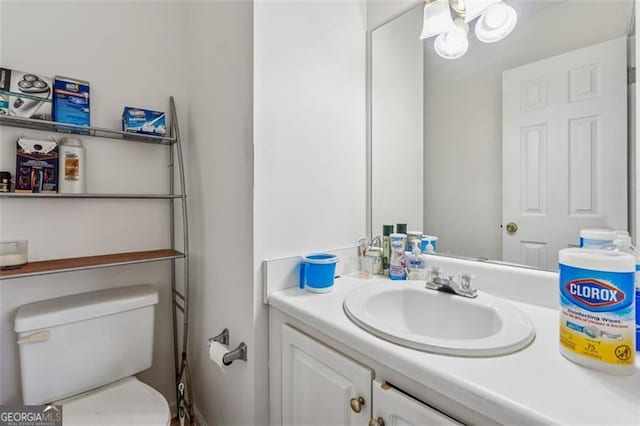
[420,0,454,40]
[420,0,518,59]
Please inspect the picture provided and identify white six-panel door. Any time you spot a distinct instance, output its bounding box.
[281,325,372,425]
[502,37,628,270]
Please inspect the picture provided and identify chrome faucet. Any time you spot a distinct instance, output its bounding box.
[425,267,478,298]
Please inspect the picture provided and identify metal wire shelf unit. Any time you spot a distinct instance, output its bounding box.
[0,96,193,422]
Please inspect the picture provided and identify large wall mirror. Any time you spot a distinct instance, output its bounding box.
[370,0,637,271]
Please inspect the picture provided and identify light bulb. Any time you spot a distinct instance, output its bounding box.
[434,19,469,60]
[475,1,517,43]
[485,3,509,28]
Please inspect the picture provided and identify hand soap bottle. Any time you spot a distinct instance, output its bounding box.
[406,240,428,280]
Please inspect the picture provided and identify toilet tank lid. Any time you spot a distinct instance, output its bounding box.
[15,285,159,333]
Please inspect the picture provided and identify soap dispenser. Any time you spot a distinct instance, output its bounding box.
[406,240,428,280]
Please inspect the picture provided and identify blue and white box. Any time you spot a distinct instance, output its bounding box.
[122,107,166,137]
[53,76,90,130]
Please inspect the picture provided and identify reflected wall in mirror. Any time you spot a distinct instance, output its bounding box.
[370,0,637,271]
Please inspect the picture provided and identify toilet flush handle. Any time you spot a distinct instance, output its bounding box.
[17,330,49,344]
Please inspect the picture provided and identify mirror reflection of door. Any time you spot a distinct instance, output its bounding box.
[502,37,628,270]
[369,0,636,271]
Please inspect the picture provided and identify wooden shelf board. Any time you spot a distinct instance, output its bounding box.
[0,249,184,280]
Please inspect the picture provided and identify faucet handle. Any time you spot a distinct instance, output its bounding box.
[458,273,474,290]
[428,266,441,278]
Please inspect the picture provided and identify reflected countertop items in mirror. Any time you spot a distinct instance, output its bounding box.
[370,0,636,271]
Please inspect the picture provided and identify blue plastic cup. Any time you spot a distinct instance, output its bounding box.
[299,253,339,293]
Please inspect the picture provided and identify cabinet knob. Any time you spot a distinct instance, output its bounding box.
[369,417,385,426]
[349,396,365,413]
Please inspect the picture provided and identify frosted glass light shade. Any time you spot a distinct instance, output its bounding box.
[463,0,501,23]
[420,0,454,40]
[434,19,469,60]
[475,1,517,43]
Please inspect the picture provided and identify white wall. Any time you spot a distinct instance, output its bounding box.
[422,0,633,259]
[371,5,423,236]
[367,0,421,30]
[0,1,188,405]
[184,1,255,425]
[254,0,367,258]
[254,0,367,419]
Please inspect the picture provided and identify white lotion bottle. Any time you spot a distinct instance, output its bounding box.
[58,137,85,193]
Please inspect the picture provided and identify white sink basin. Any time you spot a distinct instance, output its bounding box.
[343,281,535,357]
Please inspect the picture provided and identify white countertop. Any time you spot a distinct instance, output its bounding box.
[269,276,640,425]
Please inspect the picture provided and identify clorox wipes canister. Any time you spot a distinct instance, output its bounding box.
[559,248,636,375]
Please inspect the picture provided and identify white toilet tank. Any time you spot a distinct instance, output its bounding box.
[15,285,159,405]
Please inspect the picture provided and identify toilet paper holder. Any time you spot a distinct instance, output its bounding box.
[208,328,248,366]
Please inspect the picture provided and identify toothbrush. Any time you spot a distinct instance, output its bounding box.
[141,114,164,133]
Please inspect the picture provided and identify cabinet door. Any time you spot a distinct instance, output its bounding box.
[281,325,372,425]
[371,381,463,426]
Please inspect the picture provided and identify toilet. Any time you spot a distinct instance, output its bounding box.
[14,285,171,425]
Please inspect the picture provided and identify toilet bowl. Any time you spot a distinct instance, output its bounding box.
[56,377,170,426]
[15,285,170,425]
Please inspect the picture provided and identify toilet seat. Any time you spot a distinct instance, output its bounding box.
[56,376,170,426]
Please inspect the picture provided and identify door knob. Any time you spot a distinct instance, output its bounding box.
[506,222,518,234]
[369,417,385,426]
[349,396,365,413]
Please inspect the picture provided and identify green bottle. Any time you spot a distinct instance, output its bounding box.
[382,225,394,275]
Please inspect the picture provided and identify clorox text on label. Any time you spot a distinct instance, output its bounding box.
[565,279,625,308]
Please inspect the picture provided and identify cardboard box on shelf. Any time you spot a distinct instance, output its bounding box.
[15,138,58,193]
[0,68,53,120]
[122,107,166,137]
[53,76,90,131]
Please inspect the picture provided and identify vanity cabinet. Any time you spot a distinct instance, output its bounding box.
[279,325,462,426]
[281,324,372,425]
[371,380,462,426]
